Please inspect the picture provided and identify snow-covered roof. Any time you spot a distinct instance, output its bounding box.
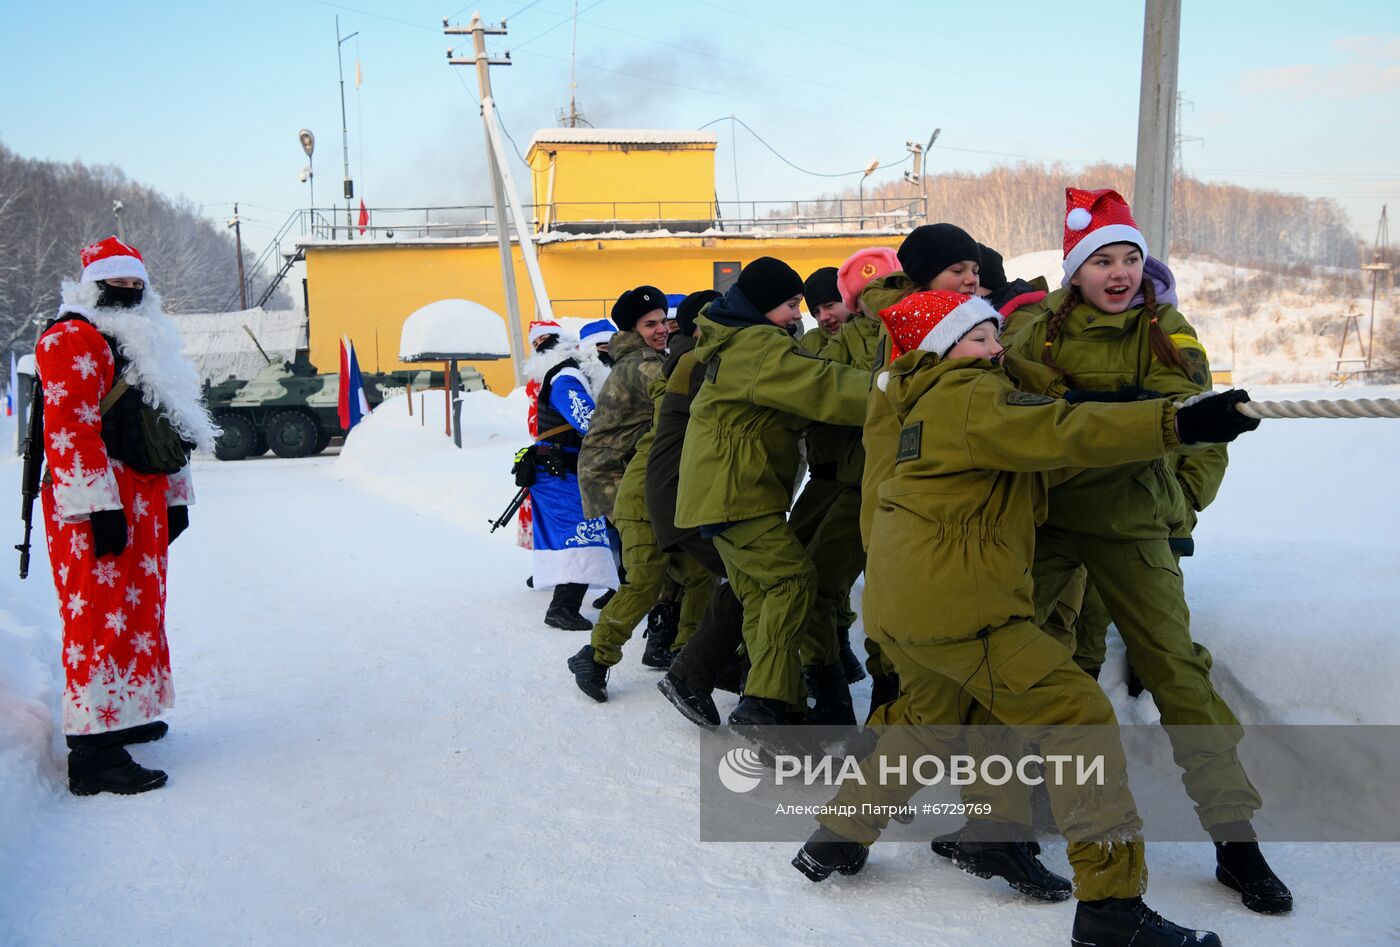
[399,298,512,361]
[15,353,35,376]
[525,129,718,152]
[169,308,307,382]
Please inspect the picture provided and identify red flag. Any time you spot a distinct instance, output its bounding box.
[357,199,369,235]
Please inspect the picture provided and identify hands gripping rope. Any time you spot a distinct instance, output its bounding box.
[1232,397,1400,420]
[1173,389,1400,445]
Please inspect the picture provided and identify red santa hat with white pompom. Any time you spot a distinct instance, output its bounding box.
[878,290,1002,362]
[79,235,150,284]
[1061,188,1147,284]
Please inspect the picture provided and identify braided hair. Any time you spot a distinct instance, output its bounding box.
[1041,280,1192,380]
[1039,286,1081,372]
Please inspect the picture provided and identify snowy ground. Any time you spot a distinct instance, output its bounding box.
[2,387,1399,945]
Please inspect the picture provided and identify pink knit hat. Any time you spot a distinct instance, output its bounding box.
[837,247,901,314]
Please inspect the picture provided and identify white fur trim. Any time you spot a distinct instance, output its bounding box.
[917,296,1003,357]
[529,323,562,344]
[1066,207,1093,231]
[165,466,195,507]
[81,255,149,285]
[531,546,618,590]
[51,456,123,523]
[522,339,576,384]
[59,281,221,453]
[1062,224,1147,283]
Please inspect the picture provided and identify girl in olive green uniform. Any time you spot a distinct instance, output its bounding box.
[1004,187,1293,917]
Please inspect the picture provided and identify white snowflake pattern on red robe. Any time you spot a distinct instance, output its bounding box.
[37,318,185,735]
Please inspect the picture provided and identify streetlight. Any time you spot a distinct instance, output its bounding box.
[335,16,359,239]
[111,200,125,242]
[298,128,316,232]
[858,157,879,230]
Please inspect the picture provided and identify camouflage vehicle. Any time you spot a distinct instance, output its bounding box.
[204,355,485,460]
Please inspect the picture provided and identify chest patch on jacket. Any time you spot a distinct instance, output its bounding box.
[1007,391,1055,406]
[896,422,922,463]
[704,358,720,383]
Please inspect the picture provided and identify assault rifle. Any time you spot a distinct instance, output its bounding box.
[16,372,43,579]
[488,486,528,534]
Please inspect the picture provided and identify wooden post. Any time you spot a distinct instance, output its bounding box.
[406,380,414,416]
[1134,0,1181,263]
[444,361,451,436]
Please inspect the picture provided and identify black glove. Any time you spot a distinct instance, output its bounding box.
[89,508,128,558]
[1064,385,1163,404]
[168,506,190,544]
[1175,389,1260,445]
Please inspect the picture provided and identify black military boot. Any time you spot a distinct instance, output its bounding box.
[545,583,592,631]
[803,661,856,727]
[657,672,720,728]
[712,652,749,695]
[591,589,615,609]
[67,733,167,796]
[115,720,169,746]
[1071,897,1221,947]
[566,644,609,702]
[865,672,900,724]
[792,826,869,882]
[931,822,1071,902]
[640,601,680,669]
[1212,822,1293,914]
[836,626,867,684]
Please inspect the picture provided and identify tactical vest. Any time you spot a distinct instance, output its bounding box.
[52,314,193,475]
[536,358,585,450]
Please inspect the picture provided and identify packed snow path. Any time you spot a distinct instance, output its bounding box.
[2,396,1399,944]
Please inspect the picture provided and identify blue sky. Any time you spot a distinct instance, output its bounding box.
[4,0,1397,253]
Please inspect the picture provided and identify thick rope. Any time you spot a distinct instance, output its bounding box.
[1234,398,1400,420]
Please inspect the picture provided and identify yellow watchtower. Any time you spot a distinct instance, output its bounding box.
[525,129,718,233]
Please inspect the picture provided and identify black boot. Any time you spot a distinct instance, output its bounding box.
[657,672,720,728]
[837,626,867,684]
[115,720,169,746]
[1126,664,1145,698]
[546,583,593,631]
[712,652,749,695]
[865,672,900,724]
[67,733,167,796]
[728,694,803,757]
[931,822,1070,902]
[1071,897,1221,947]
[803,661,856,727]
[1083,665,1102,680]
[591,588,615,609]
[641,601,680,669]
[1212,822,1293,914]
[566,644,609,702]
[792,826,869,882]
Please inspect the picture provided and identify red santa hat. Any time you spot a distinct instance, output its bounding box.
[837,247,902,314]
[878,290,1002,359]
[80,235,149,284]
[528,320,562,345]
[1061,187,1147,283]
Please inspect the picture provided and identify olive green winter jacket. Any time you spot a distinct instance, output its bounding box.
[578,330,666,520]
[674,297,869,529]
[863,350,1181,646]
[1003,289,1225,539]
[815,315,883,487]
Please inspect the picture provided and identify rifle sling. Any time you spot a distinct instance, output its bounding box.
[535,422,575,442]
[99,379,131,416]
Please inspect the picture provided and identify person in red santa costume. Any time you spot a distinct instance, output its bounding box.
[35,236,219,796]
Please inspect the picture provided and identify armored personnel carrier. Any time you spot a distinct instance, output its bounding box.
[204,355,484,460]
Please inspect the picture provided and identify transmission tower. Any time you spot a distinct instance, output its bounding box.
[556,0,591,127]
[1172,93,1202,241]
[1336,205,1391,378]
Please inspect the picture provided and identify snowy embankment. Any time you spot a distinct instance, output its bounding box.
[1,388,1398,945]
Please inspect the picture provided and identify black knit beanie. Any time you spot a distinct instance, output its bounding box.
[802,266,841,314]
[676,289,721,336]
[897,223,981,287]
[610,284,667,331]
[735,257,803,314]
[978,244,1007,291]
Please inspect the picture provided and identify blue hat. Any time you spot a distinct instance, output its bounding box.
[580,319,615,342]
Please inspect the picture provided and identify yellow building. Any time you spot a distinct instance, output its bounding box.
[301,129,920,392]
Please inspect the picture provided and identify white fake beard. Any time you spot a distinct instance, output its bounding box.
[523,337,577,384]
[574,343,611,397]
[59,280,221,453]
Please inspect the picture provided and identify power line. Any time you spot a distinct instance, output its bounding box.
[698,115,908,178]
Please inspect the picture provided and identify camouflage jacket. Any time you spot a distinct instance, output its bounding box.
[578,330,666,520]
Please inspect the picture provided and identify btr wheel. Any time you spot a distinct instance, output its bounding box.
[266,411,319,459]
[213,413,256,461]
[310,426,333,455]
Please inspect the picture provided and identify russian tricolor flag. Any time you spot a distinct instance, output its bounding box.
[338,336,370,432]
[5,351,15,417]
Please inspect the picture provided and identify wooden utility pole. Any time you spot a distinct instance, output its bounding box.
[229,203,247,311]
[1134,0,1181,264]
[446,13,531,387]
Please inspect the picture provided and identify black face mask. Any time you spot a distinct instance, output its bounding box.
[97,281,144,309]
